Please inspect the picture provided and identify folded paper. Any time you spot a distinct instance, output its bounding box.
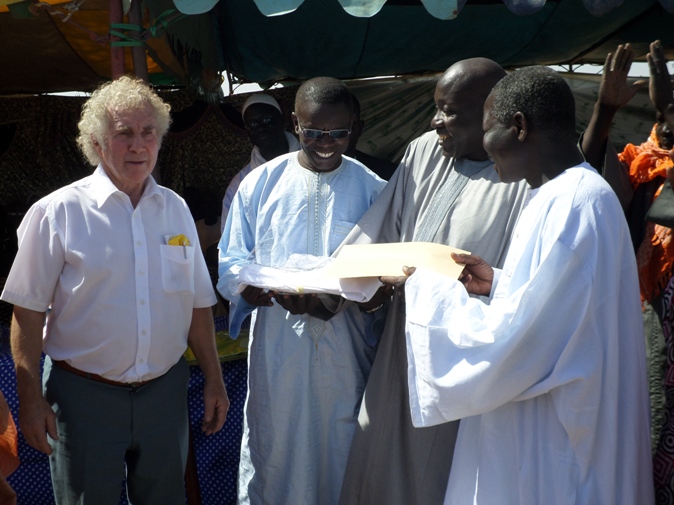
[325,242,468,279]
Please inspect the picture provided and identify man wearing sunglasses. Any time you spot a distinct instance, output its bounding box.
[218,77,386,505]
[219,93,300,231]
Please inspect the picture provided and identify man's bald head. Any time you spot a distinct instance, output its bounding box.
[432,58,505,161]
[439,58,507,105]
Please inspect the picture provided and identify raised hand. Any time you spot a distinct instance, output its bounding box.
[648,40,674,115]
[598,43,646,111]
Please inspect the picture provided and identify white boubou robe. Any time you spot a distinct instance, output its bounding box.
[405,164,654,505]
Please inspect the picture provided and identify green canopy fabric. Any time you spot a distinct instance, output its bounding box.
[1,0,674,95]
[145,0,674,89]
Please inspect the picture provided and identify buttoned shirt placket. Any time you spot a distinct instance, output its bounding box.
[306,170,327,346]
[130,197,152,382]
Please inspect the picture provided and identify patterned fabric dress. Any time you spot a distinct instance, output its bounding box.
[654,277,674,503]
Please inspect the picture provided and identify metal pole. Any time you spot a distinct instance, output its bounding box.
[129,0,149,82]
[109,0,125,78]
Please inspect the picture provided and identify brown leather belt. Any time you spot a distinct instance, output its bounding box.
[52,360,155,389]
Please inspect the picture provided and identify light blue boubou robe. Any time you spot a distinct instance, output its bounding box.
[218,152,386,505]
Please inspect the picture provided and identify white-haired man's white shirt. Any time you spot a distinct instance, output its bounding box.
[1,166,216,383]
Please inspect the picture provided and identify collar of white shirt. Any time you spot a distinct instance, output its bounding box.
[92,165,165,209]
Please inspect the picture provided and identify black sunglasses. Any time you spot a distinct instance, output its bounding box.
[245,115,277,130]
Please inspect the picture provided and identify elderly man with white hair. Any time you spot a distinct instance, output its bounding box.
[1,75,229,505]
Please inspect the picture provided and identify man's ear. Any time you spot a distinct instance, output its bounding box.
[291,112,300,134]
[512,112,528,142]
[92,134,104,153]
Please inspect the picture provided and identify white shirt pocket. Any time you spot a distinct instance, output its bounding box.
[160,244,195,293]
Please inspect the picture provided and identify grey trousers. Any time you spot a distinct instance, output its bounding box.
[43,356,190,505]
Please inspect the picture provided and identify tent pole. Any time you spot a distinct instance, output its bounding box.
[129,0,149,82]
[109,0,125,79]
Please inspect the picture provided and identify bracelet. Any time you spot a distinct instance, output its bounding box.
[362,302,386,314]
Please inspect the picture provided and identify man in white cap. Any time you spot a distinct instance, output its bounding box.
[220,94,300,230]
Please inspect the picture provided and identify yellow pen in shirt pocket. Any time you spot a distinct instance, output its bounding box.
[162,234,194,293]
[166,234,190,259]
